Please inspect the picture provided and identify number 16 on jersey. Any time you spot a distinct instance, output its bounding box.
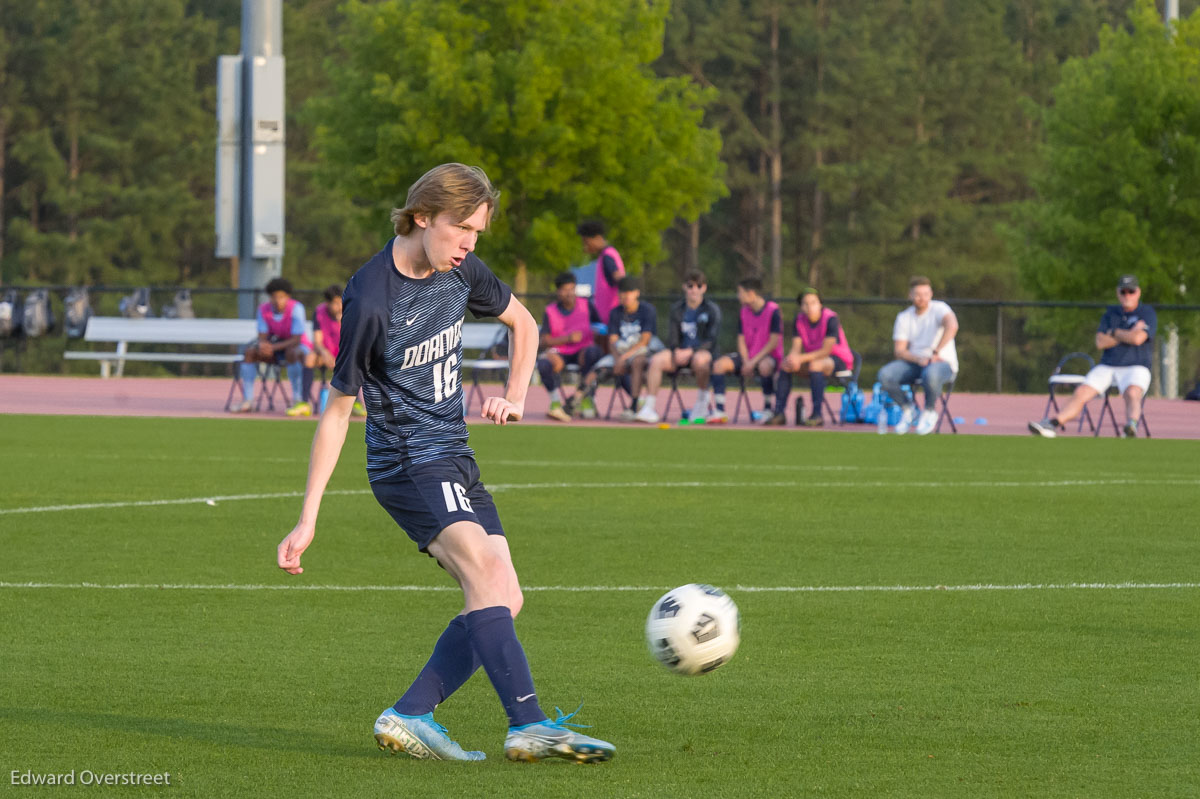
[432,354,459,403]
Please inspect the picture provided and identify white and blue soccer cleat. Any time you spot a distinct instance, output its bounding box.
[504,706,614,764]
[373,708,485,761]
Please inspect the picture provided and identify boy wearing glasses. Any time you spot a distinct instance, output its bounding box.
[635,271,722,423]
[1030,275,1156,438]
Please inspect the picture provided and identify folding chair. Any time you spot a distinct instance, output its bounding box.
[821,350,863,426]
[559,362,584,414]
[729,375,754,423]
[1043,352,1096,434]
[255,363,289,411]
[603,377,632,419]
[1095,386,1152,438]
[222,361,288,411]
[900,376,957,433]
[661,366,695,422]
[930,379,957,433]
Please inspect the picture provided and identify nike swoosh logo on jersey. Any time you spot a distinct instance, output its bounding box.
[515,693,536,702]
[405,314,421,326]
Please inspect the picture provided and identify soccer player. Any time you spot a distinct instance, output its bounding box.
[580,276,660,420]
[310,284,342,373]
[577,220,625,328]
[276,164,614,764]
[768,288,855,426]
[876,276,959,435]
[710,277,783,423]
[308,284,366,416]
[537,272,603,421]
[635,270,721,424]
[1029,274,1156,438]
[235,277,314,416]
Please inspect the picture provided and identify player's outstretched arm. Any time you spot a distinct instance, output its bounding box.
[277,389,356,574]
[484,295,538,425]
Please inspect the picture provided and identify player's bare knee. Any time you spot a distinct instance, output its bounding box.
[509,587,525,617]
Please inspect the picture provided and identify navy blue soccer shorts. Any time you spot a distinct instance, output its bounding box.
[370,456,505,551]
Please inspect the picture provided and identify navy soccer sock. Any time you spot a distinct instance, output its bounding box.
[465,606,547,728]
[759,375,774,413]
[711,374,727,402]
[809,372,828,418]
[774,372,792,415]
[394,615,480,716]
[301,367,314,405]
[536,358,558,391]
[579,346,602,376]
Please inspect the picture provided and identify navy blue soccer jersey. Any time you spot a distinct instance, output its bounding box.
[607,302,657,350]
[1098,303,1156,368]
[331,240,512,481]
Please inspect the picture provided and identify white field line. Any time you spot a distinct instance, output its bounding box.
[4,478,1200,517]
[0,581,1197,593]
[31,453,874,472]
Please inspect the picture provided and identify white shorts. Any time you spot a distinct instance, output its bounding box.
[1083,364,1151,396]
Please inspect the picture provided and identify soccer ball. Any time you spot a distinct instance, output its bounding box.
[645,584,740,675]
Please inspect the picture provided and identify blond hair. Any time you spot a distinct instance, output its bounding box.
[391,163,500,236]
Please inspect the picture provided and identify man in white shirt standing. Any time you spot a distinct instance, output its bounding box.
[876,276,959,435]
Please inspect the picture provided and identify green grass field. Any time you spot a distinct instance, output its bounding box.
[2,415,1198,797]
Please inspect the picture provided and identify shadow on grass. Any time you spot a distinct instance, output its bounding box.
[0,705,377,760]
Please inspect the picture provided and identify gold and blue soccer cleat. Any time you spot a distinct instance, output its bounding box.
[373,708,485,761]
[504,706,614,764]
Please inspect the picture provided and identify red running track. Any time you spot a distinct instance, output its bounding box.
[0,374,1196,439]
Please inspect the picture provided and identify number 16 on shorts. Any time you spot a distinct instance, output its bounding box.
[441,481,474,514]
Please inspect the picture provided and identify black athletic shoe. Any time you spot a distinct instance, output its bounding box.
[801,415,824,427]
[1028,418,1058,438]
[764,412,787,426]
[1123,420,1138,438]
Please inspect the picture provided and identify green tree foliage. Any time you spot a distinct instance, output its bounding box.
[309,0,726,280]
[1,0,216,286]
[280,0,377,287]
[656,0,1157,301]
[1009,0,1200,304]
[2,0,1195,310]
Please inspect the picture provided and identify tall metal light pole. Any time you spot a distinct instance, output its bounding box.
[215,0,286,320]
[1162,0,1181,397]
[1165,0,1179,28]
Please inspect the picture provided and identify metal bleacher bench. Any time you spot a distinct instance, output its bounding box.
[64,316,509,413]
[460,322,510,412]
[63,317,312,378]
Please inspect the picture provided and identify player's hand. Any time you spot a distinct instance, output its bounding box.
[567,331,583,343]
[258,342,274,358]
[740,362,755,378]
[482,396,522,425]
[278,521,315,575]
[783,354,802,372]
[674,348,693,367]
